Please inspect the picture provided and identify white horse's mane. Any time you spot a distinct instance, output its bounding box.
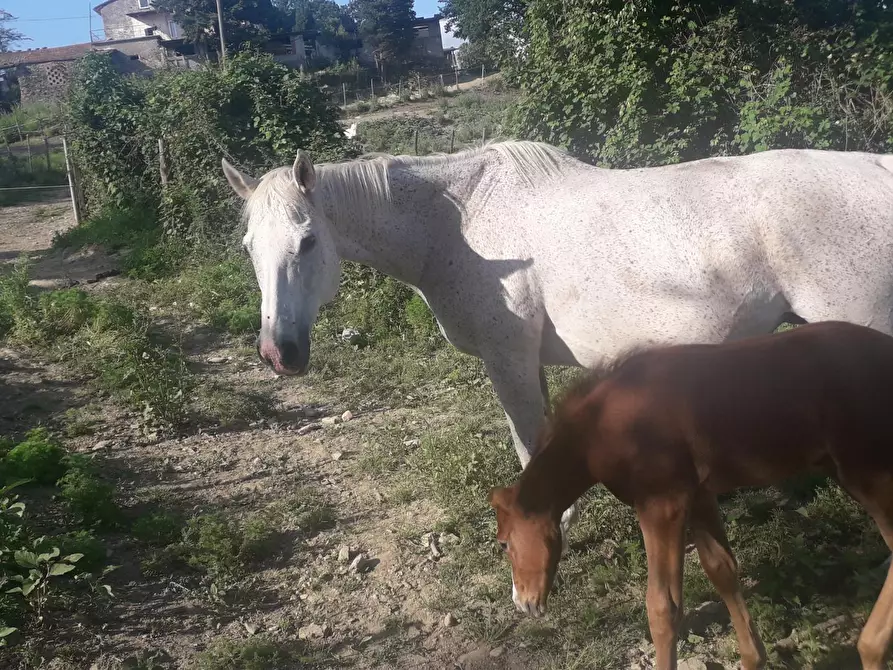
[243,140,569,226]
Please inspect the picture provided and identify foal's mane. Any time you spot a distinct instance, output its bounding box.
[243,140,569,228]
[534,347,650,456]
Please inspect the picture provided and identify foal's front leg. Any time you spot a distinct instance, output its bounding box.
[637,496,688,670]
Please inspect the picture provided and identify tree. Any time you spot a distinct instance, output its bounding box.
[0,10,27,52]
[277,0,358,61]
[151,0,286,54]
[440,0,526,67]
[348,0,415,72]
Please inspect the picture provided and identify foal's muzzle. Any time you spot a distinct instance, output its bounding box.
[257,331,310,376]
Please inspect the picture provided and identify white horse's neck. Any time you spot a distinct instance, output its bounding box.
[314,151,491,288]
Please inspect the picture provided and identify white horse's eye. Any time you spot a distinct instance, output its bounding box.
[299,235,317,255]
[498,541,508,552]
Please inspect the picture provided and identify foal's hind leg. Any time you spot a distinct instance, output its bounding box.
[835,474,893,670]
[690,490,766,670]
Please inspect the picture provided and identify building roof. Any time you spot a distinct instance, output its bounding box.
[93,0,118,13]
[0,43,95,68]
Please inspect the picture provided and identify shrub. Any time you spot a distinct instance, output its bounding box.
[192,638,302,670]
[38,290,96,338]
[57,466,121,528]
[132,511,182,547]
[2,429,67,486]
[180,513,279,578]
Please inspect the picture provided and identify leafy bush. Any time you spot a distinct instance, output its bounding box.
[66,50,356,242]
[1,429,67,486]
[511,0,893,166]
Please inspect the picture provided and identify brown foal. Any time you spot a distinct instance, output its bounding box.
[490,321,893,670]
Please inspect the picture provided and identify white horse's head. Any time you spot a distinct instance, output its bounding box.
[222,151,341,376]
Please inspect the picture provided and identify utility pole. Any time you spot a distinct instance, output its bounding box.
[215,0,227,68]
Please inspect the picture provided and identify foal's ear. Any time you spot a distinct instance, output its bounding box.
[293,149,316,194]
[222,158,259,200]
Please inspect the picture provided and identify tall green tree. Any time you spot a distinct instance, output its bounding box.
[348,0,415,72]
[440,0,525,67]
[276,0,358,61]
[0,10,27,52]
[152,0,287,53]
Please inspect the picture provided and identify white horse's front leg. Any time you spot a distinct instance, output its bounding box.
[483,353,579,553]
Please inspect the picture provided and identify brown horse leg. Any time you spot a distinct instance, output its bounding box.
[690,490,767,670]
[637,495,689,670]
[835,474,893,670]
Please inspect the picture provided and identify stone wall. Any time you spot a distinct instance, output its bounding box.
[103,37,168,69]
[17,61,74,104]
[98,0,152,40]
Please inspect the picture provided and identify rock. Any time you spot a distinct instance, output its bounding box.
[338,545,352,563]
[331,451,343,461]
[349,553,375,574]
[321,416,341,426]
[677,659,707,670]
[407,625,421,639]
[207,356,227,364]
[243,622,259,635]
[443,613,457,627]
[428,534,443,559]
[341,410,354,422]
[91,440,112,451]
[682,600,728,635]
[340,327,365,345]
[440,532,460,546]
[297,423,321,436]
[814,614,848,634]
[298,623,331,639]
[403,438,420,447]
[489,646,505,658]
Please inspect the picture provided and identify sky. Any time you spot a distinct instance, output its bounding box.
[3,0,462,50]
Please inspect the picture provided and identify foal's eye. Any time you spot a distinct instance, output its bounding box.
[298,235,317,255]
[498,541,508,553]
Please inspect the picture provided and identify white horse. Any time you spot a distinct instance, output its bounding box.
[223,141,893,538]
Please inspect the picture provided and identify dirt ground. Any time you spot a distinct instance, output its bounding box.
[0,195,550,669]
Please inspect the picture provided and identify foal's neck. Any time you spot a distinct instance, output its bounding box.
[517,421,597,520]
[316,152,488,289]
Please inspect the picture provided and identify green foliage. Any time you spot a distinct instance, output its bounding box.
[65,50,354,242]
[57,465,121,529]
[191,637,303,670]
[512,0,893,166]
[348,0,415,68]
[0,10,27,55]
[1,429,66,486]
[441,0,525,68]
[6,541,83,621]
[179,513,279,578]
[132,511,183,547]
[152,0,287,53]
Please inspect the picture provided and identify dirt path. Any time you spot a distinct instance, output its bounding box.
[0,193,118,289]
[0,196,545,670]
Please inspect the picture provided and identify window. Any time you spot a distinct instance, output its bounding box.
[138,0,151,9]
[168,21,181,38]
[415,26,429,38]
[144,27,156,36]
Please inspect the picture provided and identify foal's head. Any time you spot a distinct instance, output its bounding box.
[222,151,341,377]
[489,485,562,616]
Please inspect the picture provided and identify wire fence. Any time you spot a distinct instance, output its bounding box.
[321,67,493,107]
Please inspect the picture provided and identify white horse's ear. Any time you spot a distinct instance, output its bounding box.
[222,158,259,200]
[293,150,316,194]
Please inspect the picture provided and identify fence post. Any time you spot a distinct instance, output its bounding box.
[449,127,455,154]
[342,82,348,106]
[414,128,419,156]
[25,134,33,173]
[2,133,11,158]
[43,132,51,172]
[62,136,83,225]
[398,80,402,98]
[454,70,460,91]
[371,78,375,98]
[158,138,169,186]
[482,126,487,144]
[482,64,485,80]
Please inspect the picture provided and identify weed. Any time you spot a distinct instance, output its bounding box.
[61,407,101,438]
[57,466,121,528]
[191,637,306,670]
[131,511,183,547]
[1,428,67,486]
[180,512,280,578]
